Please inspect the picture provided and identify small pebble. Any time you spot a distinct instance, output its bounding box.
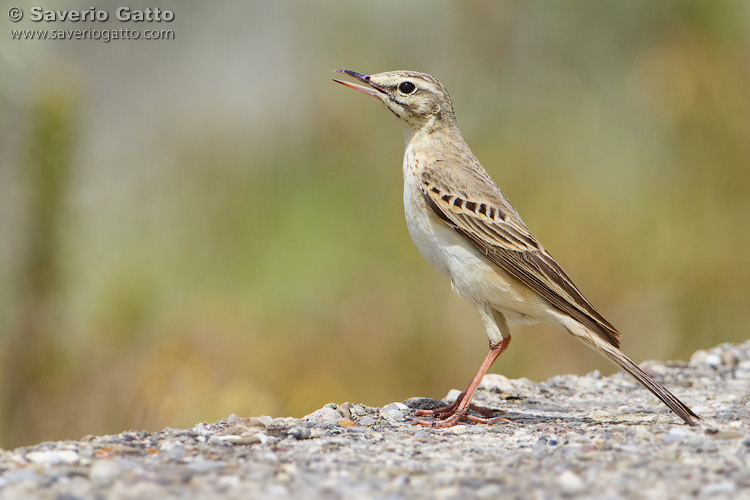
[0,468,40,485]
[699,481,737,496]
[381,402,409,420]
[162,444,186,461]
[445,389,463,401]
[662,431,687,443]
[557,470,584,495]
[289,427,312,440]
[187,460,226,473]
[304,407,345,424]
[357,417,377,426]
[243,415,275,428]
[89,459,123,486]
[345,426,368,433]
[25,450,79,465]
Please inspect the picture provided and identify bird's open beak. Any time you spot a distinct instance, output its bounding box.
[332,70,387,99]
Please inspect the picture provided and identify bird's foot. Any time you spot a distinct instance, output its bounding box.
[412,392,509,428]
[413,411,510,428]
[413,391,505,417]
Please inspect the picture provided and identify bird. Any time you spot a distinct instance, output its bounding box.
[332,69,699,428]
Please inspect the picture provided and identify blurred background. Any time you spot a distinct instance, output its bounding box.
[1,0,749,449]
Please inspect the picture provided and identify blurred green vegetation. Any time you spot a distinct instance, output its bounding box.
[1,1,749,448]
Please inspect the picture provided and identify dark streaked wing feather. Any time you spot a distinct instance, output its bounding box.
[421,174,621,349]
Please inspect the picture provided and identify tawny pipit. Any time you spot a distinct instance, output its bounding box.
[333,69,699,427]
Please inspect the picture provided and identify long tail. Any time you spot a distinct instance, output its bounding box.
[598,340,699,426]
[563,317,700,426]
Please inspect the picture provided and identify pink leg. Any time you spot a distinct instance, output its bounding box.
[414,335,511,428]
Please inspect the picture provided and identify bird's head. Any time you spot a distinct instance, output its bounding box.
[333,70,456,135]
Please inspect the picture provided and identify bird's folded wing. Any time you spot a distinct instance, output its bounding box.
[420,174,621,348]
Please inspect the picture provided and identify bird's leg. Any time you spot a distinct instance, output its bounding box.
[414,335,511,427]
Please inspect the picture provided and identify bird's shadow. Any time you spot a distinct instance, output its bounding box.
[403,397,623,428]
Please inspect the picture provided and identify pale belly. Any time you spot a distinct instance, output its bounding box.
[401,166,548,326]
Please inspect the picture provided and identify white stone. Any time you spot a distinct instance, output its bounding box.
[557,470,584,495]
[699,481,736,496]
[303,407,345,424]
[89,459,123,486]
[25,450,79,465]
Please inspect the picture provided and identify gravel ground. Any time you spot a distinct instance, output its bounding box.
[1,341,749,499]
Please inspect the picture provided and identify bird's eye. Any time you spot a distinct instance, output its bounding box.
[398,81,416,94]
